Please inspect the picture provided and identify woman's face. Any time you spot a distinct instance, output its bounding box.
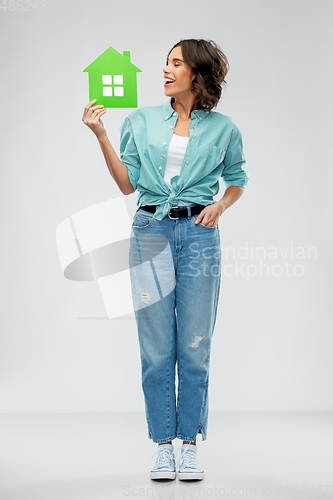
[163,46,195,99]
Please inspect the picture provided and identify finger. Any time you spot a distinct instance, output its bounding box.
[95,109,107,119]
[85,99,97,111]
[195,213,205,224]
[82,100,96,120]
[93,109,107,123]
[88,108,106,121]
[83,110,105,125]
[83,100,101,117]
[91,104,105,111]
[86,107,104,119]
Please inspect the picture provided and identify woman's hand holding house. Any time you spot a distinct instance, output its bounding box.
[82,99,107,139]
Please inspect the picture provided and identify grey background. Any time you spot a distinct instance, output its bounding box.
[0,0,332,411]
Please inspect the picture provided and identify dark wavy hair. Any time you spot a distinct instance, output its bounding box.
[166,38,229,112]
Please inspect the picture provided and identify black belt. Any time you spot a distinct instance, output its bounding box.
[140,204,206,220]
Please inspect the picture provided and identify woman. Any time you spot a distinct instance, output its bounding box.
[82,38,249,481]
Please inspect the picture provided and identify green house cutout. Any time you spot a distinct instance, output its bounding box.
[83,46,142,108]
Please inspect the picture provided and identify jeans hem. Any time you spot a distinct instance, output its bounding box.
[176,427,207,442]
[149,433,177,444]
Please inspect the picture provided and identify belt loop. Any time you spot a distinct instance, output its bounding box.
[187,206,191,217]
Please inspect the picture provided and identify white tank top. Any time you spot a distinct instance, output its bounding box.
[164,134,195,208]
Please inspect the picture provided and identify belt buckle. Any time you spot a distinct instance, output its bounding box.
[168,208,180,220]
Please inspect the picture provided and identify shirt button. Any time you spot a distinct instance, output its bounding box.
[163,142,166,145]
[165,116,168,119]
[159,166,162,170]
[170,126,173,129]
[186,161,188,165]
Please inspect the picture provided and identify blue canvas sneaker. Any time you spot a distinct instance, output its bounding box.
[175,443,204,480]
[150,443,176,480]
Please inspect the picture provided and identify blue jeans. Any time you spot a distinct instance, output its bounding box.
[128,205,221,443]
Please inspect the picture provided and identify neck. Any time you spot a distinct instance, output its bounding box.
[171,95,197,120]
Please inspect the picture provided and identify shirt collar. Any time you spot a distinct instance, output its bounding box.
[163,97,210,122]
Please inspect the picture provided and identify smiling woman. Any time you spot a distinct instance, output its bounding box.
[164,39,229,112]
[163,46,196,115]
[82,37,249,482]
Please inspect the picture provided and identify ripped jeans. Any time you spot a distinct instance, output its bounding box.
[128,205,221,443]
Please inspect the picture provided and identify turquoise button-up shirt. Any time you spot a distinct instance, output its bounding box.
[119,97,249,221]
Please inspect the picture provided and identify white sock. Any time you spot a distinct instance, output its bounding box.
[182,443,197,451]
[158,443,173,449]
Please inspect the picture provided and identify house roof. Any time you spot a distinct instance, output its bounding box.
[83,46,141,73]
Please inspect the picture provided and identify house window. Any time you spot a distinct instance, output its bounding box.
[102,75,124,97]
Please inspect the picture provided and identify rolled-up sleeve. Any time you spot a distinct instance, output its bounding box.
[119,116,141,191]
[221,126,249,188]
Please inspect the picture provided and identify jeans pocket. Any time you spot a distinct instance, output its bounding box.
[198,222,219,229]
[132,209,155,229]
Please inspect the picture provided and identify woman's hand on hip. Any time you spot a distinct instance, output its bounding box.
[195,201,225,227]
[82,99,108,139]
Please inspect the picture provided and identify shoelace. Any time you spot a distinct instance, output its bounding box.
[174,444,197,468]
[151,447,175,468]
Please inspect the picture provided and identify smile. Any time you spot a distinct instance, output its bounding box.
[164,79,175,87]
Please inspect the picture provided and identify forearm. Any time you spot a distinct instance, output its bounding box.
[97,132,135,195]
[216,185,244,212]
